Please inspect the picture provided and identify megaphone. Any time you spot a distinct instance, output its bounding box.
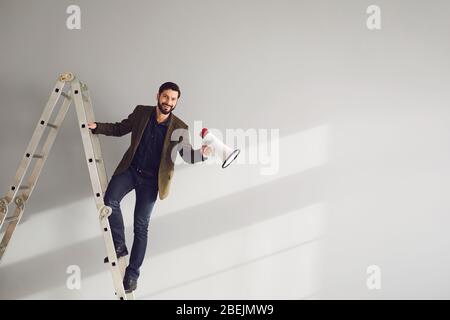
[200,128,240,168]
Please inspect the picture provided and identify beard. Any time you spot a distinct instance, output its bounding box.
[157,101,175,115]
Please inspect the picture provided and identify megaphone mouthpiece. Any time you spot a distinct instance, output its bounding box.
[200,127,209,139]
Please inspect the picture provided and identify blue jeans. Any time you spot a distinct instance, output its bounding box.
[103,165,158,280]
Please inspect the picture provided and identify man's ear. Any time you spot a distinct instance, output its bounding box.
[156,93,159,102]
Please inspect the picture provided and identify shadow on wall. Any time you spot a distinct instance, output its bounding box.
[0,166,328,299]
[142,237,321,300]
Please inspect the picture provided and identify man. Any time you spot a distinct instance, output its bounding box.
[87,82,210,293]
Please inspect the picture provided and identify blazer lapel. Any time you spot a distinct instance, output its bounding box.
[134,106,152,150]
[161,112,176,162]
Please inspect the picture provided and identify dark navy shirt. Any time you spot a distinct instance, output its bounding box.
[131,108,170,175]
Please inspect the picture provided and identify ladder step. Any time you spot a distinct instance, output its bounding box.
[60,92,71,100]
[46,123,58,129]
[32,153,44,159]
[18,185,30,190]
[4,216,19,223]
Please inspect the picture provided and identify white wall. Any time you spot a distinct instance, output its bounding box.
[1,0,450,299]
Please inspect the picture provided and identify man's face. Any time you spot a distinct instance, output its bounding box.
[157,89,179,115]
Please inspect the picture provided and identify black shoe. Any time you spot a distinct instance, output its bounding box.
[104,250,128,264]
[123,277,137,293]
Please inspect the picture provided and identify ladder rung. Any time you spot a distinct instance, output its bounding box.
[4,216,19,223]
[32,153,44,159]
[46,123,58,129]
[18,185,30,190]
[60,91,71,100]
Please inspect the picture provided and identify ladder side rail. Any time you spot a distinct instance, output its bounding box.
[71,79,131,300]
[82,84,135,300]
[21,95,72,202]
[0,81,70,260]
[3,80,66,205]
[79,85,109,194]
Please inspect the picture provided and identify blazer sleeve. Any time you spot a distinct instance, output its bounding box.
[91,106,139,137]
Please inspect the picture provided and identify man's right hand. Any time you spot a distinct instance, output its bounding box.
[87,122,97,130]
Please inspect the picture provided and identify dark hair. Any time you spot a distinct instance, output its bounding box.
[158,82,181,99]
